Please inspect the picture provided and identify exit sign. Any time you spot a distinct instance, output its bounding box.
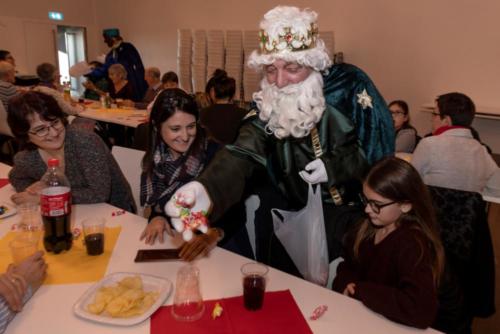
[48,12,64,21]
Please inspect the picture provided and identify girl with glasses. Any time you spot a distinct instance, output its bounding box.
[388,100,419,153]
[6,91,136,212]
[332,157,444,329]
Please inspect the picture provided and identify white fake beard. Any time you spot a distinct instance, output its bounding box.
[253,71,326,139]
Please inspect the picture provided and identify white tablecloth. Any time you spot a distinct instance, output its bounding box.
[0,163,439,333]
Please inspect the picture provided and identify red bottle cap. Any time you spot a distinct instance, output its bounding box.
[47,158,59,167]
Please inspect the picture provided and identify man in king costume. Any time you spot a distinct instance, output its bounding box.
[166,6,394,276]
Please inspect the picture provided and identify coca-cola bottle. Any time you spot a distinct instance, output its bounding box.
[40,158,72,253]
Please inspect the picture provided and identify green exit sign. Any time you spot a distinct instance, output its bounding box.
[48,12,64,21]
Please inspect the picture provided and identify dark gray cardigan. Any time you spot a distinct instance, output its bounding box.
[9,126,136,212]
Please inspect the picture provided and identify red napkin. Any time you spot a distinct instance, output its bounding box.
[0,179,9,189]
[150,290,312,334]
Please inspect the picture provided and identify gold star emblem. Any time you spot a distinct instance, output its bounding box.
[357,89,373,109]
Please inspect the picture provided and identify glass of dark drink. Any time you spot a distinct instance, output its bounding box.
[241,262,268,311]
[81,218,105,256]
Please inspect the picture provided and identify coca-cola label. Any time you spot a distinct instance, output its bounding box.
[40,186,71,217]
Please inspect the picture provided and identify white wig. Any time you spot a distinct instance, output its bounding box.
[248,6,332,72]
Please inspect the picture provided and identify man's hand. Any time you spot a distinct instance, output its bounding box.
[82,81,97,91]
[179,228,220,262]
[299,158,328,184]
[13,251,47,292]
[0,266,27,312]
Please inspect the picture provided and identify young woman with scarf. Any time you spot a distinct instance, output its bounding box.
[139,88,221,261]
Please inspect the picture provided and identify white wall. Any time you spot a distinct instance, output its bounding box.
[2,0,499,152]
[0,0,100,74]
[92,0,500,153]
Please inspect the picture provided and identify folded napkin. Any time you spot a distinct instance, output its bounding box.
[0,179,9,189]
[0,226,121,285]
[151,290,312,334]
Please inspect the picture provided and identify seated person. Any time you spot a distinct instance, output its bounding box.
[0,252,47,334]
[107,63,135,101]
[126,67,162,109]
[142,71,179,114]
[32,63,80,116]
[412,92,499,193]
[205,69,225,104]
[139,88,221,260]
[388,100,418,153]
[0,50,39,86]
[200,70,248,144]
[161,71,178,89]
[84,63,135,102]
[0,61,19,111]
[0,51,15,68]
[333,157,443,329]
[36,63,59,90]
[7,91,136,212]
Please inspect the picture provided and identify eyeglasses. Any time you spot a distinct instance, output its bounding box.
[390,111,405,116]
[28,119,64,137]
[360,194,396,214]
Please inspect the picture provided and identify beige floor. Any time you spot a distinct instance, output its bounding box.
[472,202,500,333]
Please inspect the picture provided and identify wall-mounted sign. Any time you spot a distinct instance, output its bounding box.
[48,12,64,21]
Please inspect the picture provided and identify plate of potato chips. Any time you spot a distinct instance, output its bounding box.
[73,272,172,326]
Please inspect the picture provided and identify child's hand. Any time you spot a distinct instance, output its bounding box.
[343,283,356,296]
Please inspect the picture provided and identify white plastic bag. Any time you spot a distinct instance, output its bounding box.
[272,183,329,286]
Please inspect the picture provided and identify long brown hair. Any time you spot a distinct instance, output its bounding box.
[353,157,444,286]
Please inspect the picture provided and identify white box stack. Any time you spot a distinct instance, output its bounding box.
[243,30,261,102]
[225,30,243,101]
[320,31,335,60]
[206,30,225,83]
[192,30,207,93]
[177,29,192,93]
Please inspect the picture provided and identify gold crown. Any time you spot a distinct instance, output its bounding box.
[259,23,319,54]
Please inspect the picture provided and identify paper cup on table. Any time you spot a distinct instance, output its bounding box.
[81,218,105,256]
[9,233,39,264]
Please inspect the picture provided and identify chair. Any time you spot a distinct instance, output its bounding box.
[428,185,496,332]
[111,146,145,217]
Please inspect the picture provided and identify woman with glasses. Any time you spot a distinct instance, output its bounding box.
[7,91,136,212]
[388,100,418,153]
[332,157,444,329]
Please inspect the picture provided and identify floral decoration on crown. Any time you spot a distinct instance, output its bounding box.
[259,23,319,54]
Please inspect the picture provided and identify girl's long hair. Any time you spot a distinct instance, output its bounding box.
[353,157,444,286]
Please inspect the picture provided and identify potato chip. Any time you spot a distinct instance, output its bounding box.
[86,276,158,318]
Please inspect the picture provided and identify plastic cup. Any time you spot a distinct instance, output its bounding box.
[9,233,39,264]
[241,262,268,311]
[81,218,105,256]
[171,264,205,321]
[17,203,42,232]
